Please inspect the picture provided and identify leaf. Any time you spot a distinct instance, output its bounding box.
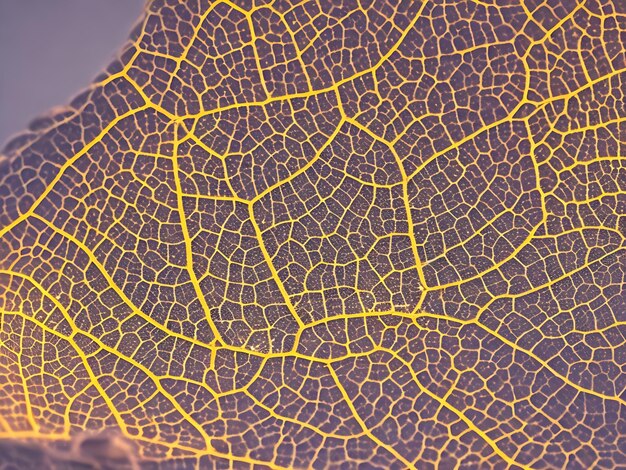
[1,0,625,468]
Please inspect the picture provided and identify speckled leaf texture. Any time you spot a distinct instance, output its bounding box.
[0,0,625,468]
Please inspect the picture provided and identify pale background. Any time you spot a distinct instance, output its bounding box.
[0,0,145,148]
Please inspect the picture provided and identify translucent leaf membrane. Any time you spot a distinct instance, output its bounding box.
[1,0,626,468]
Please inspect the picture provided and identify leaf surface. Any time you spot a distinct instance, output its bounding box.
[1,0,626,468]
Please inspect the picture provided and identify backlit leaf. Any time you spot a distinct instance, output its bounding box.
[1,0,626,468]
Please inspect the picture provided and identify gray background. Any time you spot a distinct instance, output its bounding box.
[0,0,145,148]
